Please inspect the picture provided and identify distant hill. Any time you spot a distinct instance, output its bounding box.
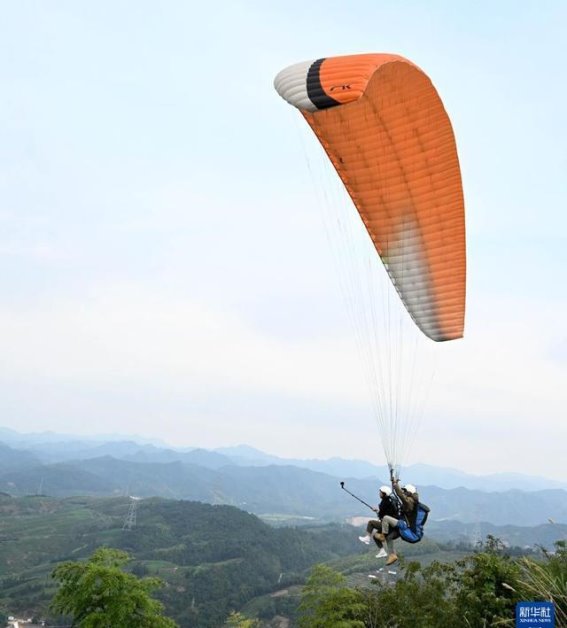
[0,426,165,447]
[428,519,567,549]
[1,452,566,527]
[2,428,564,492]
[0,461,114,495]
[214,445,567,492]
[0,442,41,474]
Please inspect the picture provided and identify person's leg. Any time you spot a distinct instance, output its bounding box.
[359,519,381,544]
[369,521,384,547]
[380,522,399,565]
[374,524,388,557]
[380,515,399,537]
[366,519,381,535]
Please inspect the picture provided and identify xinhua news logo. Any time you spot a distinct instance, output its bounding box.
[516,601,555,626]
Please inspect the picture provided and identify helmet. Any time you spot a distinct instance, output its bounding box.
[402,483,417,494]
[379,485,392,496]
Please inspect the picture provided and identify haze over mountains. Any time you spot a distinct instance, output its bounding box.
[1,427,565,492]
[1,427,566,543]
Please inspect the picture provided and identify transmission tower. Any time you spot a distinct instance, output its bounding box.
[122,496,140,531]
[469,504,482,549]
[470,520,482,549]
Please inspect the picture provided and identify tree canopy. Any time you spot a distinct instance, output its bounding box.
[298,538,567,628]
[51,548,177,628]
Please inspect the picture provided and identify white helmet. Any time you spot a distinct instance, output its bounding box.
[379,485,392,496]
[403,483,417,495]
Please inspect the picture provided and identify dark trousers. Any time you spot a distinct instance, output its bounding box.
[366,519,383,547]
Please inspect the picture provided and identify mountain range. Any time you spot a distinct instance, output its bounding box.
[0,429,566,533]
[1,427,565,491]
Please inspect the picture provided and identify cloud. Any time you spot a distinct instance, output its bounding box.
[0,281,364,403]
[0,241,70,261]
[431,294,567,426]
[0,281,565,479]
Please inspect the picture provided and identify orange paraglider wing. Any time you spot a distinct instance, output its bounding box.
[275,53,466,341]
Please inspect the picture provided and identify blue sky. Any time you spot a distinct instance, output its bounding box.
[0,1,566,479]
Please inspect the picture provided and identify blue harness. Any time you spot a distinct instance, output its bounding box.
[398,502,430,544]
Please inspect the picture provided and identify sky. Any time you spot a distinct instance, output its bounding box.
[0,1,566,480]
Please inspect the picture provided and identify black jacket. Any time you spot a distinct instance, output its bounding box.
[378,494,400,520]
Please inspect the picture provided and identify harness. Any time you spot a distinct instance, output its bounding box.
[397,502,430,544]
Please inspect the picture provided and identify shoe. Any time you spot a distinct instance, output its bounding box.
[376,548,387,558]
[386,553,398,566]
[375,533,386,543]
[358,535,371,545]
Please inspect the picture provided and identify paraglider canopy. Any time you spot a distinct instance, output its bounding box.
[274,53,466,342]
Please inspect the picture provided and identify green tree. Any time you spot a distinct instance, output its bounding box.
[364,560,460,628]
[298,564,366,628]
[51,547,177,628]
[452,537,522,627]
[516,540,567,627]
[297,538,528,628]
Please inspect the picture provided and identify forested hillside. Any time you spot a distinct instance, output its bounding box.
[0,495,362,626]
[1,452,566,527]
